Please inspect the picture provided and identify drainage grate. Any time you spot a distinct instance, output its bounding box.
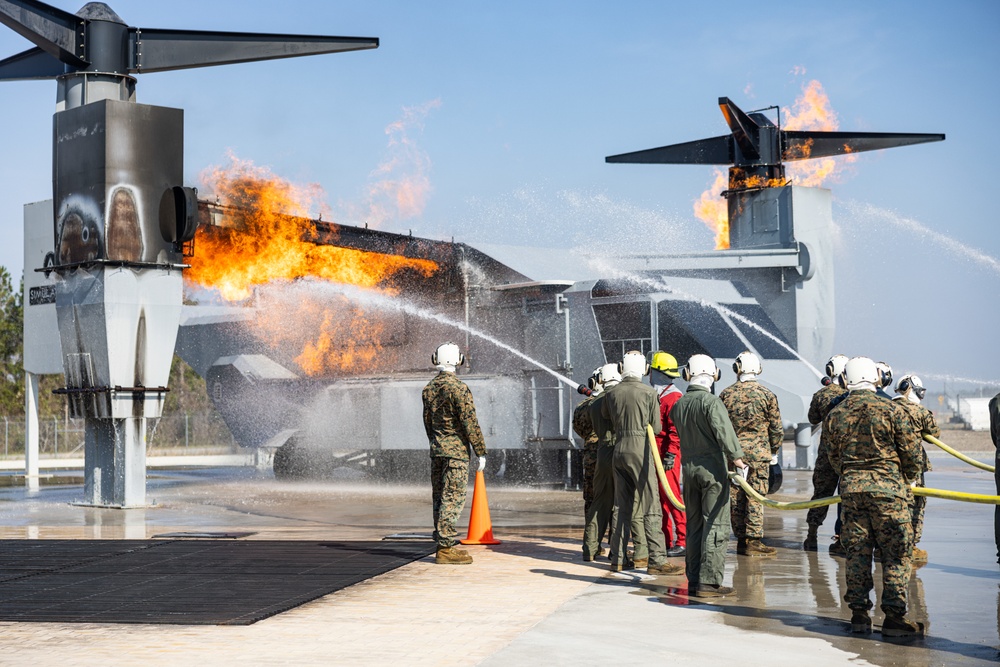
[0,539,434,625]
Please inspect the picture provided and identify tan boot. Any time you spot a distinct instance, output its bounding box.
[881,611,924,637]
[435,546,473,565]
[911,547,928,563]
[738,538,777,556]
[647,562,685,576]
[632,557,649,568]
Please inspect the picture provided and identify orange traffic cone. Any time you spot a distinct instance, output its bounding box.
[461,470,501,545]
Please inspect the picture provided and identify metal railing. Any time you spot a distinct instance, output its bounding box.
[0,412,237,458]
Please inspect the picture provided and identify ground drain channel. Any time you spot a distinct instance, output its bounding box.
[0,539,434,625]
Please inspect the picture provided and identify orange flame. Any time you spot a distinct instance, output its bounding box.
[186,155,439,376]
[693,79,854,248]
[187,156,439,302]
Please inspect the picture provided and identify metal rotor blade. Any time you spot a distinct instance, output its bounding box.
[0,44,64,79]
[130,28,379,73]
[782,131,946,161]
[0,0,85,67]
[606,135,732,165]
[718,97,760,160]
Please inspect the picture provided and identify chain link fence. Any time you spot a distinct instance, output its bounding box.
[0,412,238,459]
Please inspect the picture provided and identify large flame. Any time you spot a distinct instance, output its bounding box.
[186,156,439,376]
[693,79,853,249]
[187,156,439,302]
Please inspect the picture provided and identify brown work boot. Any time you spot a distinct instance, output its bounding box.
[738,538,777,556]
[435,546,473,565]
[911,546,928,563]
[881,611,924,637]
[850,609,872,634]
[647,562,685,576]
[632,557,649,568]
[803,526,819,551]
[609,559,635,572]
[829,536,846,557]
[691,583,734,598]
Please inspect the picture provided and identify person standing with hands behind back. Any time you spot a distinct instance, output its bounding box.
[422,342,487,565]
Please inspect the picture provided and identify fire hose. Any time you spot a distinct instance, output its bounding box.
[923,434,996,473]
[645,425,1000,511]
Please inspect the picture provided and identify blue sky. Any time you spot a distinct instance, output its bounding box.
[0,1,997,392]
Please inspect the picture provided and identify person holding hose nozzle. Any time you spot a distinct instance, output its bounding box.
[602,351,683,576]
[582,364,622,561]
[804,354,849,553]
[573,368,602,528]
[892,374,939,564]
[671,354,748,597]
[720,351,783,557]
[825,356,922,636]
[422,342,487,565]
[650,351,687,557]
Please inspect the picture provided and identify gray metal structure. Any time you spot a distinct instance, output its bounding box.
[2,0,377,506]
[174,97,943,480]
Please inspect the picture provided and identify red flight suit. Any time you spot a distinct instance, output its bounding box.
[655,383,686,548]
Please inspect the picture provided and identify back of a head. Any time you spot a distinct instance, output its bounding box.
[875,361,893,389]
[733,350,762,378]
[843,356,878,391]
[895,373,926,402]
[432,342,465,370]
[619,350,649,379]
[599,363,622,388]
[587,366,604,395]
[825,354,849,383]
[650,351,680,378]
[683,354,720,385]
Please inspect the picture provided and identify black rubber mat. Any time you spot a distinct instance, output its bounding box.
[0,539,435,625]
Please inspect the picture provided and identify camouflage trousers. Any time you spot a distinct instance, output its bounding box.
[431,457,470,549]
[730,460,769,540]
[806,442,841,530]
[582,444,598,516]
[908,471,927,545]
[841,492,913,614]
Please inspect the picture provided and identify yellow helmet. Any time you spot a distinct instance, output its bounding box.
[650,351,680,378]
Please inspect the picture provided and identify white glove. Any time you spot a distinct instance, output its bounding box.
[739,465,749,481]
[770,454,779,466]
[477,455,487,472]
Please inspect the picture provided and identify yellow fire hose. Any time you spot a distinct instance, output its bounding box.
[646,425,1000,510]
[648,425,685,511]
[923,434,996,473]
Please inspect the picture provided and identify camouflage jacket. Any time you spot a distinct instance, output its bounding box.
[573,396,599,450]
[590,393,615,448]
[671,384,744,478]
[422,371,487,460]
[892,396,940,472]
[719,380,783,462]
[825,390,921,498]
[808,383,847,425]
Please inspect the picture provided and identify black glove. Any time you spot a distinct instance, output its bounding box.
[663,453,676,471]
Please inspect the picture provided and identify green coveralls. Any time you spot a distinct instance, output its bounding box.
[582,392,617,559]
[602,377,666,567]
[671,384,744,587]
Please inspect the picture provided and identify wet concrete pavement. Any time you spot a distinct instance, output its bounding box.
[0,449,996,666]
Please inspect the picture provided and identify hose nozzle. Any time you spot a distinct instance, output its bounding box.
[576,384,592,396]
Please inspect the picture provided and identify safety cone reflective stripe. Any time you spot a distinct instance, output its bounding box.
[461,470,501,545]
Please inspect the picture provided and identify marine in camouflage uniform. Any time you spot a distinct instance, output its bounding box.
[582,393,618,560]
[720,379,783,553]
[573,396,599,516]
[602,377,666,569]
[805,382,848,541]
[892,396,939,549]
[422,371,487,551]
[825,391,921,621]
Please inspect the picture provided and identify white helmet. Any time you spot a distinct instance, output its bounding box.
[895,374,926,401]
[843,356,878,389]
[682,354,721,382]
[733,351,762,376]
[618,350,649,379]
[599,363,622,387]
[875,361,893,389]
[825,354,849,379]
[431,342,464,368]
[587,367,604,394]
